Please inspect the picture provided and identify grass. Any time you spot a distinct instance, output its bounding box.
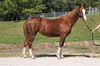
[0,54,18,57]
[0,21,24,44]
[75,46,88,50]
[0,13,100,44]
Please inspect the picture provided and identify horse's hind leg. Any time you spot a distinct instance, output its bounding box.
[23,40,28,58]
[27,34,37,59]
[23,33,37,58]
[27,40,34,58]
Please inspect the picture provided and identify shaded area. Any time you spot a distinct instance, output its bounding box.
[36,54,90,58]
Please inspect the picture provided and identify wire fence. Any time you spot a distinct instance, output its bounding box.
[0,7,100,21]
[28,7,100,19]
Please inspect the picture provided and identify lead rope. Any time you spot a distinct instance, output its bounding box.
[84,22,100,46]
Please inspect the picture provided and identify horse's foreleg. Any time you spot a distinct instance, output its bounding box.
[57,47,63,58]
[56,35,66,58]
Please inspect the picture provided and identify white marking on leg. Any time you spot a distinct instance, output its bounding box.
[56,47,63,58]
[61,52,64,58]
[29,49,34,58]
[23,47,26,58]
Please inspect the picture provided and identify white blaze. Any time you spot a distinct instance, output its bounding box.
[82,9,87,21]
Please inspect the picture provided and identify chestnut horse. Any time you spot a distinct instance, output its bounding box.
[23,5,87,58]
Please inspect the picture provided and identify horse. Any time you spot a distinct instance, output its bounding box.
[22,4,87,59]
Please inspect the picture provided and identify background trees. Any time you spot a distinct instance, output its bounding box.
[0,0,46,21]
[0,0,100,21]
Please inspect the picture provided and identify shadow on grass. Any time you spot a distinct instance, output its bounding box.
[36,54,90,58]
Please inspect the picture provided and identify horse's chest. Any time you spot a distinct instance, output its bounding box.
[59,24,71,33]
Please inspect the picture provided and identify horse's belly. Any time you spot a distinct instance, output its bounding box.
[39,32,60,37]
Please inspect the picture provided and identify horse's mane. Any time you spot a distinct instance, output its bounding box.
[66,8,78,16]
[57,8,78,19]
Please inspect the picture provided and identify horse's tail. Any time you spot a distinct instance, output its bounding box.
[23,17,42,40]
[23,19,30,40]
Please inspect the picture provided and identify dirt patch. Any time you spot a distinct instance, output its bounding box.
[0,40,100,57]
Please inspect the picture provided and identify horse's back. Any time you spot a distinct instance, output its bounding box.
[26,17,42,23]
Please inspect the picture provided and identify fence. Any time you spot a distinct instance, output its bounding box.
[0,7,100,21]
[41,11,67,18]
[19,11,67,19]
[88,7,100,14]
[23,7,100,19]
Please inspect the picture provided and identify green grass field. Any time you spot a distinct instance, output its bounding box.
[0,13,100,44]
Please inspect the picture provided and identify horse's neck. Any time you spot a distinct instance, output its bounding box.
[64,9,79,27]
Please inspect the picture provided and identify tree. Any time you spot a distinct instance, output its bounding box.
[21,0,46,15]
[0,0,100,21]
[43,0,69,12]
[0,0,46,21]
[0,0,20,21]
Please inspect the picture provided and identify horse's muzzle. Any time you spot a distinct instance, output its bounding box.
[82,18,87,22]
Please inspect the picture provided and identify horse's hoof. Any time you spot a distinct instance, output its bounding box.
[31,56,36,59]
[32,57,36,59]
[57,57,62,59]
[23,57,26,58]
[57,57,64,59]
[23,55,26,58]
[61,55,64,58]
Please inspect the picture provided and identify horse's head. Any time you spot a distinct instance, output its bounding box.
[77,4,87,22]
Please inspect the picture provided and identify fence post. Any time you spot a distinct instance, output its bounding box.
[41,13,44,18]
[92,8,94,14]
[30,15,32,18]
[95,7,97,13]
[54,12,56,18]
[89,7,91,14]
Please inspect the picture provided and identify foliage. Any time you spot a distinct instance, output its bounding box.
[0,0,100,21]
[0,0,46,21]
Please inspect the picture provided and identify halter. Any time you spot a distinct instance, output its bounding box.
[76,9,83,18]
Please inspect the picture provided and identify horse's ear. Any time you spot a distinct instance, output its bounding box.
[79,3,82,8]
[76,2,82,8]
[83,4,86,8]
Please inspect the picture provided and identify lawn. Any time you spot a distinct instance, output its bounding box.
[0,13,100,44]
